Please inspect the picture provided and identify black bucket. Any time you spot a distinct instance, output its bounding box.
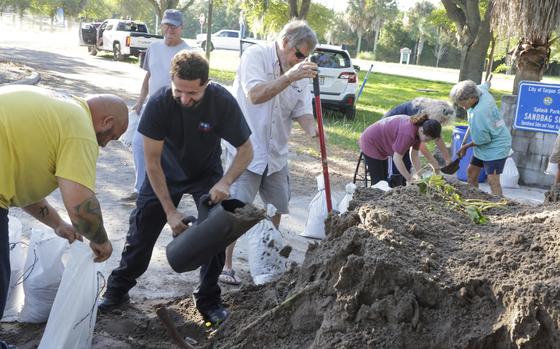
[166,195,265,273]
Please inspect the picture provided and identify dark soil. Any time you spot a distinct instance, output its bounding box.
[204,181,560,349]
[3,179,560,348]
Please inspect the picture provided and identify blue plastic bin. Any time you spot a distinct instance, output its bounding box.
[451,125,486,182]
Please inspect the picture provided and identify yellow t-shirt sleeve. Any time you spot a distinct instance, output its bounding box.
[55,138,99,192]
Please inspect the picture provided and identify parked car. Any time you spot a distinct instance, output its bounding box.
[79,19,161,61]
[196,29,263,51]
[310,45,359,119]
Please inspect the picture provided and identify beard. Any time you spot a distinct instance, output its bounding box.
[96,128,112,147]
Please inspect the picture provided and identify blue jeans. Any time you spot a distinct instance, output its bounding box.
[1,208,10,348]
[104,173,224,311]
[132,129,146,193]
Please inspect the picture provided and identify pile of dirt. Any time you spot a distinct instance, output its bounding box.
[200,181,560,348]
[545,184,560,203]
[3,180,560,348]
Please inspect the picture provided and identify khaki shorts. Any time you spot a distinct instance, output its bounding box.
[230,166,290,214]
[551,133,560,163]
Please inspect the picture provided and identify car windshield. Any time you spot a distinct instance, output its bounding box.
[117,22,148,33]
[312,50,351,68]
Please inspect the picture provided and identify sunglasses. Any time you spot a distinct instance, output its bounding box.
[294,46,308,60]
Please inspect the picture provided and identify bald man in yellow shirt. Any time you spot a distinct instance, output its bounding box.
[0,85,128,335]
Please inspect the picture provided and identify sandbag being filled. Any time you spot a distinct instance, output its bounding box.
[39,241,103,349]
[1,216,26,322]
[19,227,68,323]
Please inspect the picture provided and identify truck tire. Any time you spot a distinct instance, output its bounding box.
[88,46,97,56]
[113,42,124,61]
[342,105,356,120]
[201,41,214,52]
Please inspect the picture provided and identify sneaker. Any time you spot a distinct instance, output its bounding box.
[199,304,230,326]
[120,192,138,202]
[97,293,130,312]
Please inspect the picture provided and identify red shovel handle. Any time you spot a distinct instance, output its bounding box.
[312,75,332,212]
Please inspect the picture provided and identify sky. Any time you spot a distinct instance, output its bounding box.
[314,0,441,13]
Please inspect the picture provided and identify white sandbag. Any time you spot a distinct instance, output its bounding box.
[1,216,26,322]
[338,183,356,214]
[500,156,520,188]
[39,241,103,349]
[545,160,559,176]
[371,180,391,191]
[246,205,287,285]
[19,227,68,323]
[119,109,140,147]
[300,176,337,240]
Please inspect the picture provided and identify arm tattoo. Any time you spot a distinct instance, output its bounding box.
[39,206,49,218]
[72,196,109,244]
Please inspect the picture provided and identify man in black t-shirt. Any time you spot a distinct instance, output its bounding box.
[98,51,253,325]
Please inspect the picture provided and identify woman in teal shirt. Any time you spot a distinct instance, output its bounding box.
[450,80,512,196]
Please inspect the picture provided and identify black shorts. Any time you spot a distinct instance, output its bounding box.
[470,156,507,175]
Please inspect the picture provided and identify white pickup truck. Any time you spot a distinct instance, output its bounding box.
[196,29,263,51]
[79,19,161,61]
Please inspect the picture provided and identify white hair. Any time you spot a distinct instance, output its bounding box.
[411,97,455,125]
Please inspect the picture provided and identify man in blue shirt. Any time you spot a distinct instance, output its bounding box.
[450,80,512,196]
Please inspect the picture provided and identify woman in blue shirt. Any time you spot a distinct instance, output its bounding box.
[450,80,512,196]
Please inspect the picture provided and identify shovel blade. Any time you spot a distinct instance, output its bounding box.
[441,158,461,175]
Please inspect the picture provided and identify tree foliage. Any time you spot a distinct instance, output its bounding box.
[492,0,560,93]
[239,0,333,41]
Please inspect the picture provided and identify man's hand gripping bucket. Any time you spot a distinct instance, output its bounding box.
[166,194,265,273]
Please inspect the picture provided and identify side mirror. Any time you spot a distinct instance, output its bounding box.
[353,64,361,72]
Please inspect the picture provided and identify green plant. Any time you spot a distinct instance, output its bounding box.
[493,63,508,74]
[357,51,376,61]
[417,175,507,224]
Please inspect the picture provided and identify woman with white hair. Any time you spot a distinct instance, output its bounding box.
[382,97,454,186]
[449,80,511,196]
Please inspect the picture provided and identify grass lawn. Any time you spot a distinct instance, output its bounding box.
[209,69,510,153]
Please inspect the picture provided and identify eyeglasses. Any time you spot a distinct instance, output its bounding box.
[294,46,308,60]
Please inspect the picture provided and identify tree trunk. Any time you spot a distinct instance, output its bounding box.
[288,0,298,18]
[299,0,311,19]
[356,30,363,57]
[372,29,380,57]
[412,39,418,65]
[205,0,213,60]
[435,42,441,68]
[288,0,311,19]
[457,19,492,83]
[512,39,550,95]
[442,0,493,83]
[484,34,496,82]
[416,38,424,65]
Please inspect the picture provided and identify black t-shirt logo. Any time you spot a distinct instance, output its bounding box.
[198,121,212,132]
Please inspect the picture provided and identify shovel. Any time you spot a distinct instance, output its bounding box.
[441,126,470,175]
[440,156,461,174]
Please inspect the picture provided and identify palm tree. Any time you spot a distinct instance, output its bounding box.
[346,0,371,55]
[405,1,435,65]
[492,0,560,94]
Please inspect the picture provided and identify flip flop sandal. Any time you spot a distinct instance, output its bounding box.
[219,269,241,285]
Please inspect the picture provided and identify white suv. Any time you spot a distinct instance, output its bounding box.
[310,45,358,119]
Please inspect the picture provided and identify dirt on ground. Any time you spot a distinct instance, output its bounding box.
[7,179,556,349]
[0,61,33,84]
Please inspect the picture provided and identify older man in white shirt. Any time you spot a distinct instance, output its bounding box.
[220,20,320,285]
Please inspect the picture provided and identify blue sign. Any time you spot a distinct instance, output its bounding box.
[514,81,560,133]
